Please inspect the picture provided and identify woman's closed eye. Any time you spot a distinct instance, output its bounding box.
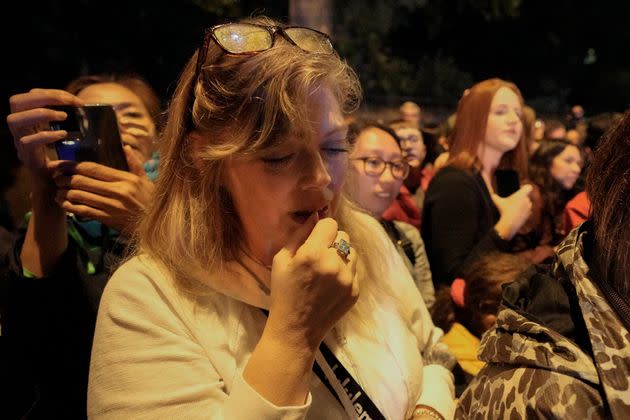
[492,105,521,117]
[261,153,295,169]
[492,106,507,116]
[493,107,523,119]
[321,146,349,158]
[321,138,349,158]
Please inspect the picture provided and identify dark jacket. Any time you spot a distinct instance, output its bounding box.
[0,217,126,419]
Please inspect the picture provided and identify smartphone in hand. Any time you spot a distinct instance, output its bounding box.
[48,104,129,172]
[495,169,520,197]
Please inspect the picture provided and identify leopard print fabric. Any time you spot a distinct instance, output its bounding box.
[456,227,630,419]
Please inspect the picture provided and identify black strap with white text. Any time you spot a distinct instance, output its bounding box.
[260,309,385,419]
[315,340,386,420]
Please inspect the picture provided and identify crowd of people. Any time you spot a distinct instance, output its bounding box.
[1,15,628,420]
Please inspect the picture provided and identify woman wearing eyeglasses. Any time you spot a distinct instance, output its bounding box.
[345,119,435,310]
[87,17,455,420]
[421,78,533,288]
[384,120,434,229]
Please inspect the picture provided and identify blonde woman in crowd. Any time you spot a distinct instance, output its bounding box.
[88,17,455,419]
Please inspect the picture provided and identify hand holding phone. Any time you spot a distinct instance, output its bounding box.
[7,89,84,181]
[51,146,154,233]
[48,104,129,172]
[492,184,533,240]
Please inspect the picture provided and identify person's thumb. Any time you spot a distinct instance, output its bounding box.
[491,193,505,210]
[280,212,320,258]
[124,145,147,178]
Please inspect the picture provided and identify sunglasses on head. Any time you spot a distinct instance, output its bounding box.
[193,22,335,87]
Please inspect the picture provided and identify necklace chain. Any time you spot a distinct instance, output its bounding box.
[241,246,272,270]
[238,247,272,295]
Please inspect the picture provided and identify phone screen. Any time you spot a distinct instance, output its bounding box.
[495,169,520,197]
[48,104,129,171]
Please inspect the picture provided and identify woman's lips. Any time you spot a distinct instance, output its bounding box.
[374,191,392,199]
[290,205,329,224]
[564,176,578,186]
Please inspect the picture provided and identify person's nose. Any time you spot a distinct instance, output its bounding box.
[379,164,397,185]
[571,162,582,175]
[302,151,332,190]
[507,111,520,125]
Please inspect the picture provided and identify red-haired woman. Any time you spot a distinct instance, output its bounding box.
[422,78,533,287]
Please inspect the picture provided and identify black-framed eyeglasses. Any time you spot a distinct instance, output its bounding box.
[193,23,334,91]
[352,157,410,180]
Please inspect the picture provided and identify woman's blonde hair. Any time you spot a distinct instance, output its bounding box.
[135,17,410,333]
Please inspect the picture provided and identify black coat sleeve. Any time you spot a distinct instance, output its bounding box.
[0,227,113,419]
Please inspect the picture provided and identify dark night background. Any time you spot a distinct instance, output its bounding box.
[6,0,630,223]
[3,0,630,160]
